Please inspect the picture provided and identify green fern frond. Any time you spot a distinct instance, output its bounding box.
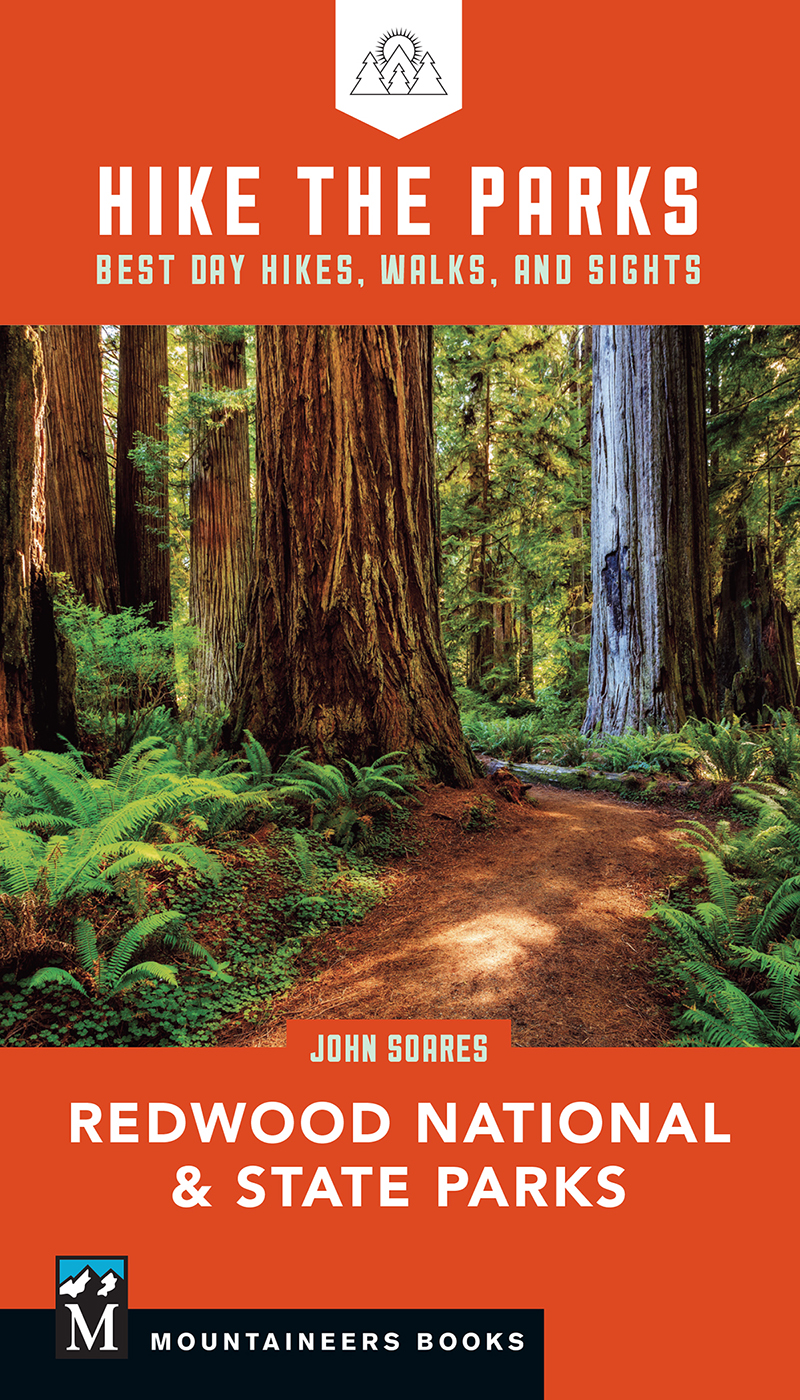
[676,818,740,859]
[750,876,800,951]
[112,960,179,992]
[243,730,273,785]
[74,918,98,974]
[107,737,171,796]
[652,901,727,960]
[675,958,783,1046]
[11,812,78,837]
[0,828,47,897]
[697,851,738,930]
[23,967,89,997]
[88,789,184,848]
[146,842,224,884]
[99,844,192,885]
[161,927,232,977]
[288,831,317,885]
[102,909,186,988]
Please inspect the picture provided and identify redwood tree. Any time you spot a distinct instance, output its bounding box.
[0,326,75,750]
[465,358,494,689]
[41,325,119,611]
[583,325,717,733]
[115,325,171,624]
[187,326,252,710]
[716,521,798,718]
[229,325,475,784]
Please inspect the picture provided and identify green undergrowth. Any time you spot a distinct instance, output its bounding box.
[462,701,800,802]
[651,786,800,1046]
[0,831,387,1047]
[0,731,414,1047]
[463,694,800,1045]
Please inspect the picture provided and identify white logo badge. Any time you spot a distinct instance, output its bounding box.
[336,2,462,139]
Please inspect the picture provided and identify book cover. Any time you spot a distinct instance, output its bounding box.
[0,3,797,1396]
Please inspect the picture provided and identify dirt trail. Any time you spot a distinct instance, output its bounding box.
[244,780,695,1048]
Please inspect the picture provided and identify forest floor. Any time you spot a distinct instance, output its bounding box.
[235,779,698,1048]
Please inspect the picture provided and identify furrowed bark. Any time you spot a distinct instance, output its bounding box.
[115,325,171,625]
[0,326,76,750]
[42,325,119,611]
[716,520,799,718]
[230,325,475,785]
[583,325,717,734]
[187,326,253,711]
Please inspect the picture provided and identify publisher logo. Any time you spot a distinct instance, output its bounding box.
[336,2,462,138]
[55,1256,128,1359]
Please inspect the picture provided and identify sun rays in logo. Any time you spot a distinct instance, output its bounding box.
[376,28,422,66]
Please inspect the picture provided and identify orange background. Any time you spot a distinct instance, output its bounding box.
[1,5,798,1395]
[1,0,797,323]
[1,1022,796,1399]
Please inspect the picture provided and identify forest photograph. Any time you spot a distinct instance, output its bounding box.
[1,322,799,1050]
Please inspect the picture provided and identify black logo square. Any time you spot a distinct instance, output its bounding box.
[55,1256,128,1359]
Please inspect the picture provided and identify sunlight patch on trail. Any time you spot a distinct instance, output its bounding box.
[435,914,558,956]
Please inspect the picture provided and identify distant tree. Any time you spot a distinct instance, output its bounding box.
[115,326,171,625]
[707,325,800,716]
[186,326,253,711]
[41,325,120,611]
[435,325,586,699]
[229,325,475,784]
[0,326,75,749]
[716,519,798,717]
[464,339,494,690]
[584,325,717,733]
[566,326,592,696]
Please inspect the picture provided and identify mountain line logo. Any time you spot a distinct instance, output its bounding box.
[351,30,448,97]
[336,2,462,138]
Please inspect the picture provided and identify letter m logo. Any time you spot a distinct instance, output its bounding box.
[55,1256,128,1359]
[65,1302,119,1353]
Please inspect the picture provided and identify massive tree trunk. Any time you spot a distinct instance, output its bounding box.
[187,327,253,711]
[583,325,717,734]
[229,325,475,785]
[716,520,799,719]
[115,326,171,624]
[41,325,119,611]
[0,326,76,750]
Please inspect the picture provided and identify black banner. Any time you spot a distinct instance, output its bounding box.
[2,1308,543,1396]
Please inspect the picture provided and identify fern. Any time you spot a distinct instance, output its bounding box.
[74,918,99,974]
[102,909,184,990]
[24,967,88,997]
[655,784,800,1046]
[589,726,699,779]
[266,750,417,849]
[673,958,787,1047]
[698,852,738,931]
[750,876,800,951]
[759,708,800,785]
[288,832,318,887]
[22,907,229,1000]
[687,716,766,782]
[112,960,180,992]
[243,731,273,785]
[741,941,800,1040]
